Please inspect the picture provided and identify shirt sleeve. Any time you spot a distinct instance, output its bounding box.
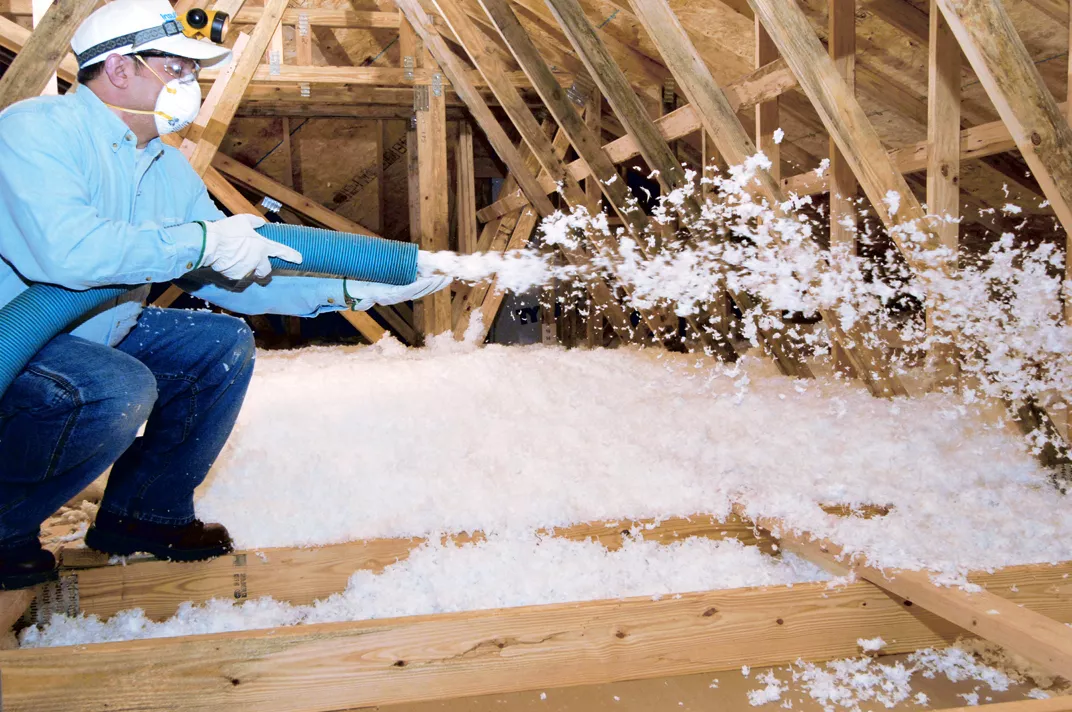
[174,273,351,317]
[185,180,228,223]
[0,111,205,290]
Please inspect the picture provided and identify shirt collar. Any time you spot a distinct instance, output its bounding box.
[74,86,143,153]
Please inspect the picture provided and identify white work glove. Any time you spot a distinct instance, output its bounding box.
[343,275,452,311]
[198,214,303,280]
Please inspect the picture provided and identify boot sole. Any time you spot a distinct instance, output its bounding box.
[0,567,59,591]
[84,527,233,563]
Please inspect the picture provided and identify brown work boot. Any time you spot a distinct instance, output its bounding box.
[84,510,233,562]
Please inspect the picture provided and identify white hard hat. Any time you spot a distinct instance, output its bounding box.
[72,0,231,69]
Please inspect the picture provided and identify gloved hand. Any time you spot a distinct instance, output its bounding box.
[198,214,303,280]
[344,275,452,311]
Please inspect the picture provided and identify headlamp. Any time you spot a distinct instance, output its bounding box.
[182,8,230,44]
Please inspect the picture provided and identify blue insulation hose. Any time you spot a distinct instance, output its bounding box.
[0,224,418,400]
[258,224,417,286]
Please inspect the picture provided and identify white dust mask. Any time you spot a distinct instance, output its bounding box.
[150,75,202,134]
[103,55,202,135]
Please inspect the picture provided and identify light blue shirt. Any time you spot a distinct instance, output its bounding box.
[0,86,349,347]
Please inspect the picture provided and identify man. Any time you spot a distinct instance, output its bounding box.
[0,0,449,590]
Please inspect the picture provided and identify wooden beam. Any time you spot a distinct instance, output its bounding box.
[234,8,401,28]
[473,59,797,221]
[439,0,679,346]
[828,0,858,377]
[781,103,1064,196]
[0,16,77,84]
[0,0,94,110]
[748,0,1072,460]
[925,0,961,385]
[456,120,478,254]
[395,0,555,218]
[934,699,1072,712]
[430,0,587,207]
[235,102,473,119]
[212,154,382,237]
[184,0,288,175]
[52,514,767,623]
[747,0,938,265]
[30,0,56,95]
[414,42,453,338]
[504,0,668,107]
[546,0,810,366]
[755,21,780,181]
[398,0,637,342]
[198,65,573,90]
[4,560,1071,711]
[478,0,730,353]
[746,509,1072,680]
[585,88,605,348]
[828,0,857,253]
[180,32,252,161]
[543,0,689,203]
[625,0,918,394]
[932,0,1072,322]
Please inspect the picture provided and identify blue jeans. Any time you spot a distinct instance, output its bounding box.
[0,308,255,549]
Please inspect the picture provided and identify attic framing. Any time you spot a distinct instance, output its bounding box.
[1,0,1072,707]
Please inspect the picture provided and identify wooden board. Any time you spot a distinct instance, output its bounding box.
[186,0,289,175]
[49,514,773,623]
[745,507,1072,680]
[2,561,1070,712]
[0,0,92,110]
[456,120,478,254]
[472,60,797,222]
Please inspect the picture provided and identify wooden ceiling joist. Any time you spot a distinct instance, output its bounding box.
[3,527,1071,711]
[744,506,1072,680]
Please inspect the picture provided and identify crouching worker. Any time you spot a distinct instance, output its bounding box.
[0,0,449,590]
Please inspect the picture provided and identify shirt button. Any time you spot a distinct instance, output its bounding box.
[145,277,151,282]
[186,262,194,269]
[112,143,118,150]
[126,133,134,141]
[327,298,335,304]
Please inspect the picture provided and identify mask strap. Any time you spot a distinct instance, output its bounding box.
[102,103,178,123]
[135,55,178,95]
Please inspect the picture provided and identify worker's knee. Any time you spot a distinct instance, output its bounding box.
[0,338,157,483]
[199,314,256,383]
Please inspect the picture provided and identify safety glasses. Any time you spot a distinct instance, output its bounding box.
[135,52,200,84]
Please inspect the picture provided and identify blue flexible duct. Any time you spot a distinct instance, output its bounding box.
[0,224,418,400]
